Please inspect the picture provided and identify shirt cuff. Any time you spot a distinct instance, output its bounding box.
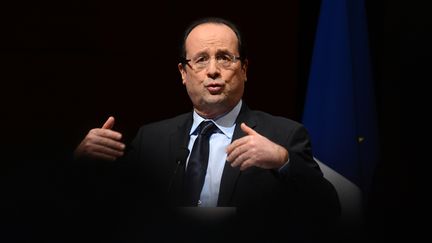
[277,156,291,176]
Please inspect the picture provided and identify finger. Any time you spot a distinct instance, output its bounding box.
[91,144,125,158]
[92,128,123,140]
[230,149,249,168]
[239,158,254,171]
[240,123,258,136]
[226,136,248,154]
[102,116,115,129]
[92,136,125,151]
[226,143,246,163]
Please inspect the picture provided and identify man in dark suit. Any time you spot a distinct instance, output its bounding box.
[73,17,340,242]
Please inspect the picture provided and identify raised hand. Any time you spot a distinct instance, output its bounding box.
[226,123,288,171]
[74,116,125,161]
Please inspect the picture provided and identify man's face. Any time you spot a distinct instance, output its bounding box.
[178,23,248,119]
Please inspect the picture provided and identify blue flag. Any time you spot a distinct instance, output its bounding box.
[302,0,379,193]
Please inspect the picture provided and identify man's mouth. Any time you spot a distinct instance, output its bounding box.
[205,82,224,94]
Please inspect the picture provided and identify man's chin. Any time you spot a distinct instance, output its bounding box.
[203,95,226,106]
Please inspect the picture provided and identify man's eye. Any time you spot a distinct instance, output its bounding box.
[195,56,208,63]
[217,55,231,61]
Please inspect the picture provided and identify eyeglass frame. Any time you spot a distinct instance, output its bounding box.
[180,53,243,70]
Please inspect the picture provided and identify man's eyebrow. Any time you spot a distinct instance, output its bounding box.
[191,51,209,58]
[191,49,234,58]
[215,49,233,55]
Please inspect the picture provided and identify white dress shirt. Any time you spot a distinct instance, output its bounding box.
[186,100,242,207]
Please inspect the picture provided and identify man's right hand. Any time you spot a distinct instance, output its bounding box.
[74,116,125,161]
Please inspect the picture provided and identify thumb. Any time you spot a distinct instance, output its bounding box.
[240,122,258,135]
[101,116,115,129]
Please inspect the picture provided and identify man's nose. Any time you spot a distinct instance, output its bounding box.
[206,59,221,79]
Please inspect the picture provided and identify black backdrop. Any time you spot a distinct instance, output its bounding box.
[1,0,413,241]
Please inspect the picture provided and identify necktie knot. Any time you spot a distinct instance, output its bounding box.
[198,121,217,136]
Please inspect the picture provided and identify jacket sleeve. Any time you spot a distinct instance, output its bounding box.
[277,123,342,224]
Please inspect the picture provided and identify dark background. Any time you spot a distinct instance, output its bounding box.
[1,0,421,241]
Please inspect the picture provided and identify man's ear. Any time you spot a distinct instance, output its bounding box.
[242,58,248,82]
[178,63,187,85]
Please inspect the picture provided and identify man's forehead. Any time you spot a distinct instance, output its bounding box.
[185,23,238,53]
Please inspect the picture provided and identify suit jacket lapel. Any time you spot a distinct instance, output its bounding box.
[217,104,257,206]
[168,113,193,204]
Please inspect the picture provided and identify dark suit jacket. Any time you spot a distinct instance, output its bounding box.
[121,104,338,212]
[67,103,341,242]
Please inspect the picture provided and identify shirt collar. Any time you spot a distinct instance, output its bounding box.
[190,100,242,139]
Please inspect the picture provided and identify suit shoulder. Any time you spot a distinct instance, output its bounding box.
[136,112,191,134]
[251,110,304,129]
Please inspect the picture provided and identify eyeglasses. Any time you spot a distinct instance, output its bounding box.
[181,53,241,71]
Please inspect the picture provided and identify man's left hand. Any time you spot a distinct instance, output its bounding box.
[226,123,289,171]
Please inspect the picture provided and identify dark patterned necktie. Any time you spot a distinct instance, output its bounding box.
[184,121,218,206]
